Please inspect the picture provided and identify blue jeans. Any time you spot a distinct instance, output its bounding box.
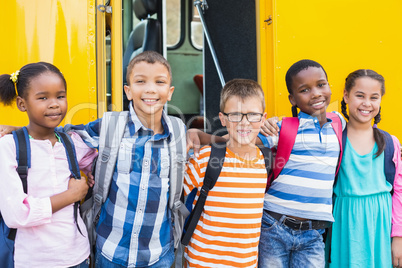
[258,210,325,268]
[69,258,90,268]
[94,246,175,268]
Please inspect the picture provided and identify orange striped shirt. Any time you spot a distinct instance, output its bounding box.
[183,146,267,268]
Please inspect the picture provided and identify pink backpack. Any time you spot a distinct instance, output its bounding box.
[266,113,343,190]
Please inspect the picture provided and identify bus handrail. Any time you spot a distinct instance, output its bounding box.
[194,0,226,87]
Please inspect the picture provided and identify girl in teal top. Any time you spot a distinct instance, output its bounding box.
[328,69,402,267]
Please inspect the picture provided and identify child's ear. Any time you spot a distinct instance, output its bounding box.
[16,96,26,112]
[167,86,175,101]
[288,94,296,107]
[261,112,267,122]
[343,89,349,103]
[124,85,133,101]
[219,112,227,127]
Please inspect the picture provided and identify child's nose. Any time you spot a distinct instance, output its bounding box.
[311,87,322,97]
[49,99,60,108]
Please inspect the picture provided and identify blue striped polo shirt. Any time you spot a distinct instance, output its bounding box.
[65,104,178,267]
[259,112,344,222]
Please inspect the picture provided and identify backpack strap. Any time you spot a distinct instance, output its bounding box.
[267,117,299,189]
[378,129,396,189]
[258,146,273,179]
[7,127,31,240]
[167,116,189,249]
[89,111,129,222]
[181,142,226,246]
[326,112,343,176]
[56,131,84,235]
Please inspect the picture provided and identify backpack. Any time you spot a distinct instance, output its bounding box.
[80,111,189,265]
[180,142,273,246]
[267,112,343,189]
[0,127,82,268]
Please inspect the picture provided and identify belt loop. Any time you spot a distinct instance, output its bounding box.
[309,221,312,230]
[279,215,287,225]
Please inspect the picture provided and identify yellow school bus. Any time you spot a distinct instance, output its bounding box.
[1,0,401,140]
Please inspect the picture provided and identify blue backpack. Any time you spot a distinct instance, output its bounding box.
[0,127,82,268]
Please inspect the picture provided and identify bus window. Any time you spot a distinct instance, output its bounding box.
[166,0,182,47]
[191,6,203,50]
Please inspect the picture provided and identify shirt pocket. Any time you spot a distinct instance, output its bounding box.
[117,140,133,174]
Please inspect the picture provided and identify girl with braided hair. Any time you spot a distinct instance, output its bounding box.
[329,69,402,267]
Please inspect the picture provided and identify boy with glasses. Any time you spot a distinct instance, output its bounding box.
[183,79,268,268]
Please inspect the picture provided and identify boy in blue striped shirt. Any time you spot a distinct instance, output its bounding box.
[257,60,345,268]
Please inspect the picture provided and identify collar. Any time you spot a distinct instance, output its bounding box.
[128,101,171,139]
[298,111,332,127]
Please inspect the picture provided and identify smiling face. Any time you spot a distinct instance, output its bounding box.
[343,77,382,126]
[124,61,174,123]
[288,67,332,123]
[219,95,266,150]
[17,72,67,136]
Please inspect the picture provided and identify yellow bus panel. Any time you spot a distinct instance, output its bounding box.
[0,0,97,126]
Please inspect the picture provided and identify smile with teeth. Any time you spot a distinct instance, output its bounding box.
[359,109,372,115]
[143,98,159,104]
[237,129,252,137]
[311,101,325,107]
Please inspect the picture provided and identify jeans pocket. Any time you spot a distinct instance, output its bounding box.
[312,228,325,240]
[261,211,279,232]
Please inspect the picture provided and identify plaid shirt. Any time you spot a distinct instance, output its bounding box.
[69,104,175,267]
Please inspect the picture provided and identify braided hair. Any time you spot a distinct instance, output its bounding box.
[342,69,385,157]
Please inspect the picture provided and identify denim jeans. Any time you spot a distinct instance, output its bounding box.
[258,210,325,268]
[69,258,90,268]
[94,246,175,268]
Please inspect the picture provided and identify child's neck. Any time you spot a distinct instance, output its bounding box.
[136,112,164,134]
[226,141,257,160]
[347,118,372,131]
[26,125,58,145]
[346,119,375,155]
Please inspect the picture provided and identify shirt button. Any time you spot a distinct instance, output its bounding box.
[144,160,149,166]
[138,210,142,214]
[141,184,146,190]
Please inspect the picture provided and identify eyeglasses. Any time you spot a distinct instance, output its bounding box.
[222,112,263,123]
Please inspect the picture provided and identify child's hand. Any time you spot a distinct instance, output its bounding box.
[67,177,89,202]
[392,236,402,267]
[86,172,95,188]
[0,125,20,137]
[260,117,279,137]
[186,129,201,158]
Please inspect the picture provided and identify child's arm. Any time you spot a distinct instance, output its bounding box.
[0,136,89,228]
[260,116,279,137]
[0,125,20,137]
[186,128,226,157]
[50,178,89,213]
[391,136,402,266]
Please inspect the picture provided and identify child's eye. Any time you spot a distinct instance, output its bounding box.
[300,88,309,93]
[135,80,145,83]
[356,94,364,98]
[57,95,66,99]
[38,97,47,100]
[318,83,326,87]
[157,80,167,84]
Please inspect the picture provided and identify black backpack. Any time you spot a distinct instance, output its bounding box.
[181,142,273,246]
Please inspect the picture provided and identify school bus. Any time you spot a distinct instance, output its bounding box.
[1,0,401,140]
